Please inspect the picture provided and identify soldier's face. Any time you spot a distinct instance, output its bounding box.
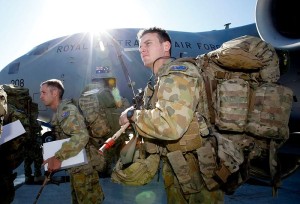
[139,33,170,70]
[40,84,55,107]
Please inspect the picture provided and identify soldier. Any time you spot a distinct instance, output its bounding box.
[119,27,224,203]
[0,87,15,204]
[78,67,130,177]
[1,104,27,203]
[24,102,44,184]
[0,84,44,185]
[40,79,104,203]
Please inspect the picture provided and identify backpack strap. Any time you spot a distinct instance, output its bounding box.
[175,57,216,124]
[202,74,215,124]
[174,57,197,65]
[269,139,282,196]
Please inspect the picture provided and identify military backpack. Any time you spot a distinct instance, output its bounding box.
[177,35,293,195]
[78,83,130,174]
[0,84,41,171]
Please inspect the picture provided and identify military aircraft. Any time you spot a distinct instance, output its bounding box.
[0,0,299,185]
[0,25,260,123]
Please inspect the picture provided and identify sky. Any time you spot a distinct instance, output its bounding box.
[0,0,257,70]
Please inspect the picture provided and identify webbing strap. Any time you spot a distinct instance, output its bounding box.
[203,75,215,124]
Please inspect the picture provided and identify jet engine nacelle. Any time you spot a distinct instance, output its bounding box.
[256,0,300,50]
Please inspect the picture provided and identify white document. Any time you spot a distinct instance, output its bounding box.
[43,138,88,171]
[0,120,26,145]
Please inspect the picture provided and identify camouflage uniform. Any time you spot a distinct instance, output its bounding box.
[24,103,43,183]
[79,82,130,177]
[51,100,104,204]
[0,88,15,204]
[23,129,43,182]
[134,59,224,204]
[0,104,28,203]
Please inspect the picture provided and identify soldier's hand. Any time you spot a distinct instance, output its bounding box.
[43,156,62,173]
[119,106,135,125]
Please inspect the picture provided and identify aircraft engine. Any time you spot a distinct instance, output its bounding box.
[256,0,300,50]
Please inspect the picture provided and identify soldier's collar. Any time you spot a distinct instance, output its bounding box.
[156,58,175,76]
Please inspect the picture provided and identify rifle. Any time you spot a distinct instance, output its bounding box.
[33,172,52,204]
[98,123,130,154]
[132,89,144,110]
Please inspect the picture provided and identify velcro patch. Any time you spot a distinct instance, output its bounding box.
[170,65,187,71]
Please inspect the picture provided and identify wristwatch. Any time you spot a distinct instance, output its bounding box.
[127,109,135,123]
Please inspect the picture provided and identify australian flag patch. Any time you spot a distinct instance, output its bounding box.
[170,65,187,71]
[61,111,70,118]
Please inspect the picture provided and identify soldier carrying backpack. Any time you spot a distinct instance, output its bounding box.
[78,66,130,176]
[116,29,293,203]
[0,84,43,202]
[0,84,43,185]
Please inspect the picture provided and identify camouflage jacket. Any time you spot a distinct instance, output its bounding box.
[134,59,209,143]
[51,100,89,162]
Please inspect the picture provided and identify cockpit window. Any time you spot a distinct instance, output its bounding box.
[8,62,20,74]
[27,44,49,55]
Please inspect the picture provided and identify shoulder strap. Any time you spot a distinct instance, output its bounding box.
[202,74,215,124]
[176,57,216,124]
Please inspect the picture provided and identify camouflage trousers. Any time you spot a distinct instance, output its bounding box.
[24,139,43,177]
[70,170,104,204]
[162,153,224,204]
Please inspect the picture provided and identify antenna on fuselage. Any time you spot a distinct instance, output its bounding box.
[224,23,231,29]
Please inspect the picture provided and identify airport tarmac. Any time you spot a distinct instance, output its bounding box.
[11,162,300,204]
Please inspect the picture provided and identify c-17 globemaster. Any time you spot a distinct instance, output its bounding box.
[0,0,299,202]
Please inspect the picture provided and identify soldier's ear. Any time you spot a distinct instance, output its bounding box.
[163,41,171,53]
[51,88,59,97]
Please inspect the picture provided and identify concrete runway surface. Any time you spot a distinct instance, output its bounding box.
[11,162,300,204]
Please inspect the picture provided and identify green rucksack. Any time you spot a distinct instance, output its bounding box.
[1,84,41,135]
[78,83,130,174]
[0,84,41,171]
[1,84,31,112]
[78,84,129,146]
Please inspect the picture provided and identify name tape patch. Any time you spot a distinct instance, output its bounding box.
[170,65,187,71]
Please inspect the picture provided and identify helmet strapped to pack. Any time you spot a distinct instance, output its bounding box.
[111,152,160,186]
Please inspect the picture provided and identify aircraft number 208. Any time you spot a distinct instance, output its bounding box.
[11,79,25,87]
